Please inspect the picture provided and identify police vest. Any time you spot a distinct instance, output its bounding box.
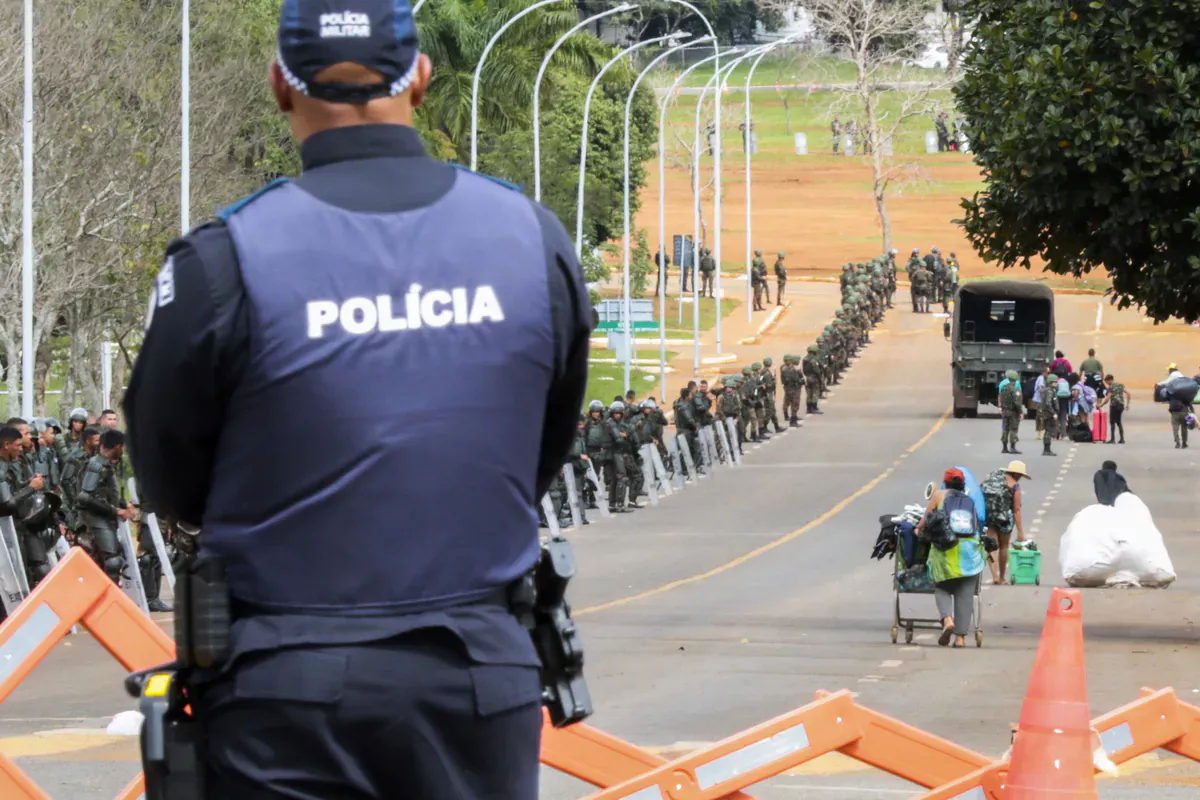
[203,173,553,614]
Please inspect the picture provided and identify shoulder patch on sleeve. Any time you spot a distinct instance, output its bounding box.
[216,177,293,222]
[448,162,523,194]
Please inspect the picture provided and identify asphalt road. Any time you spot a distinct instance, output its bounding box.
[2,288,1197,799]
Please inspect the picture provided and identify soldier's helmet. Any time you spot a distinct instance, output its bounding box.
[889,248,899,256]
[588,400,604,413]
[778,252,786,258]
[608,401,625,414]
[641,398,657,409]
[763,356,772,367]
[751,362,762,370]
[69,407,88,423]
[755,249,763,256]
[741,366,753,376]
[29,419,45,435]
[912,247,920,254]
[843,263,851,271]
[808,344,820,353]
[703,247,711,255]
[43,417,62,432]
[1006,370,1019,381]
[835,308,844,317]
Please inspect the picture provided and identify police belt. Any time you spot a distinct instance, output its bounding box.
[228,585,520,622]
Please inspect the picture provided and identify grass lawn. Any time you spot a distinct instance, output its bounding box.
[654,52,937,89]
[962,273,1111,293]
[658,87,958,163]
[592,349,680,360]
[663,296,741,334]
[585,362,660,406]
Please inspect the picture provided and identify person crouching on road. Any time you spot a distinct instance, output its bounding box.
[981,460,1029,584]
[916,468,985,648]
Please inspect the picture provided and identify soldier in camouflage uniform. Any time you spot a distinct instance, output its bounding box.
[584,401,624,513]
[906,249,923,311]
[912,265,932,313]
[773,252,787,305]
[699,247,716,298]
[617,401,644,506]
[567,416,591,523]
[759,357,784,433]
[1038,376,1060,457]
[76,429,135,584]
[751,250,768,309]
[803,345,824,414]
[1000,370,1023,454]
[738,366,760,441]
[781,355,804,426]
[718,376,744,453]
[673,387,703,478]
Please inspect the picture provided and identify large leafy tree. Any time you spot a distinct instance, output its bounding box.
[481,75,658,249]
[416,0,610,161]
[956,0,1200,322]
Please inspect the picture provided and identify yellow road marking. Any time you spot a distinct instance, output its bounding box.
[576,406,953,616]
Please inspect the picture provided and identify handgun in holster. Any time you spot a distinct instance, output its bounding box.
[519,534,593,728]
[126,553,231,799]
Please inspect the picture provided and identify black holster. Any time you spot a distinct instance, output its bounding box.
[520,535,593,728]
[129,552,231,800]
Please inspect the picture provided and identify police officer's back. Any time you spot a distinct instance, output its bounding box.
[122,1,591,796]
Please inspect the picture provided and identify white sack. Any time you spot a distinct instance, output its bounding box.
[1059,495,1176,588]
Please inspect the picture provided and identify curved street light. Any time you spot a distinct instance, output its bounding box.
[534,3,635,202]
[620,36,713,392]
[655,48,729,402]
[470,0,564,171]
[689,47,753,373]
[742,36,804,322]
[574,31,691,257]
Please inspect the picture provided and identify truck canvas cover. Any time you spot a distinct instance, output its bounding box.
[954,281,1054,346]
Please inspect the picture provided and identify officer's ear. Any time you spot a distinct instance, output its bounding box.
[269,62,295,115]
[407,54,433,110]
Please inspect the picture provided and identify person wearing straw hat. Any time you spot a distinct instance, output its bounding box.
[981,460,1031,584]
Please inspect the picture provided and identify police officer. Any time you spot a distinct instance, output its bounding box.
[76,429,134,583]
[122,1,591,795]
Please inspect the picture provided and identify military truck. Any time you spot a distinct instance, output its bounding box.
[950,281,1054,418]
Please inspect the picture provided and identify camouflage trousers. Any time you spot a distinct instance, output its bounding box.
[805,378,821,411]
[1001,411,1021,448]
[624,451,644,499]
[700,271,714,298]
[1038,411,1058,442]
[783,387,803,421]
[763,393,781,430]
[777,280,786,304]
[742,409,759,441]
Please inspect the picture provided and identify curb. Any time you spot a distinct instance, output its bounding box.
[738,302,791,345]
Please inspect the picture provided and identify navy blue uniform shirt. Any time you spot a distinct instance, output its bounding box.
[124,124,591,666]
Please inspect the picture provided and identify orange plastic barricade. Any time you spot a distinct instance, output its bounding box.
[575,690,995,800]
[915,688,1200,799]
[0,548,174,799]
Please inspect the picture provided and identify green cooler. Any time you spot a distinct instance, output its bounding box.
[1008,546,1042,585]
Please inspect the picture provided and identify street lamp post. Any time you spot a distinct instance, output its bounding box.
[657,50,728,404]
[743,37,801,322]
[574,32,690,257]
[534,3,634,202]
[181,0,190,233]
[20,0,34,418]
[470,0,563,172]
[621,37,711,392]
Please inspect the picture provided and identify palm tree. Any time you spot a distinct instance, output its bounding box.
[416,0,614,159]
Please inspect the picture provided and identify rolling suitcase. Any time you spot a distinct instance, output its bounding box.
[1092,409,1108,442]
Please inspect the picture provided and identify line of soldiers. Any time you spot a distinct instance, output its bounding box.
[904,247,960,313]
[0,410,172,613]
[543,254,897,524]
[750,250,787,310]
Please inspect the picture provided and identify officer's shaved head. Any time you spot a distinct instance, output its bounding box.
[0,426,22,457]
[270,59,433,142]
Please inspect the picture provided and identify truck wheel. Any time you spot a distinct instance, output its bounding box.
[967,408,979,418]
[954,407,967,419]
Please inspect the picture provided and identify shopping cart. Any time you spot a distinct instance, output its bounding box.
[889,516,984,647]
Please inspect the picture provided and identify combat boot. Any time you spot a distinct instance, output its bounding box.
[1042,439,1055,456]
[1002,445,1010,454]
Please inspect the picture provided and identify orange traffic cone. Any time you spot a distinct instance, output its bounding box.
[1006,587,1097,798]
